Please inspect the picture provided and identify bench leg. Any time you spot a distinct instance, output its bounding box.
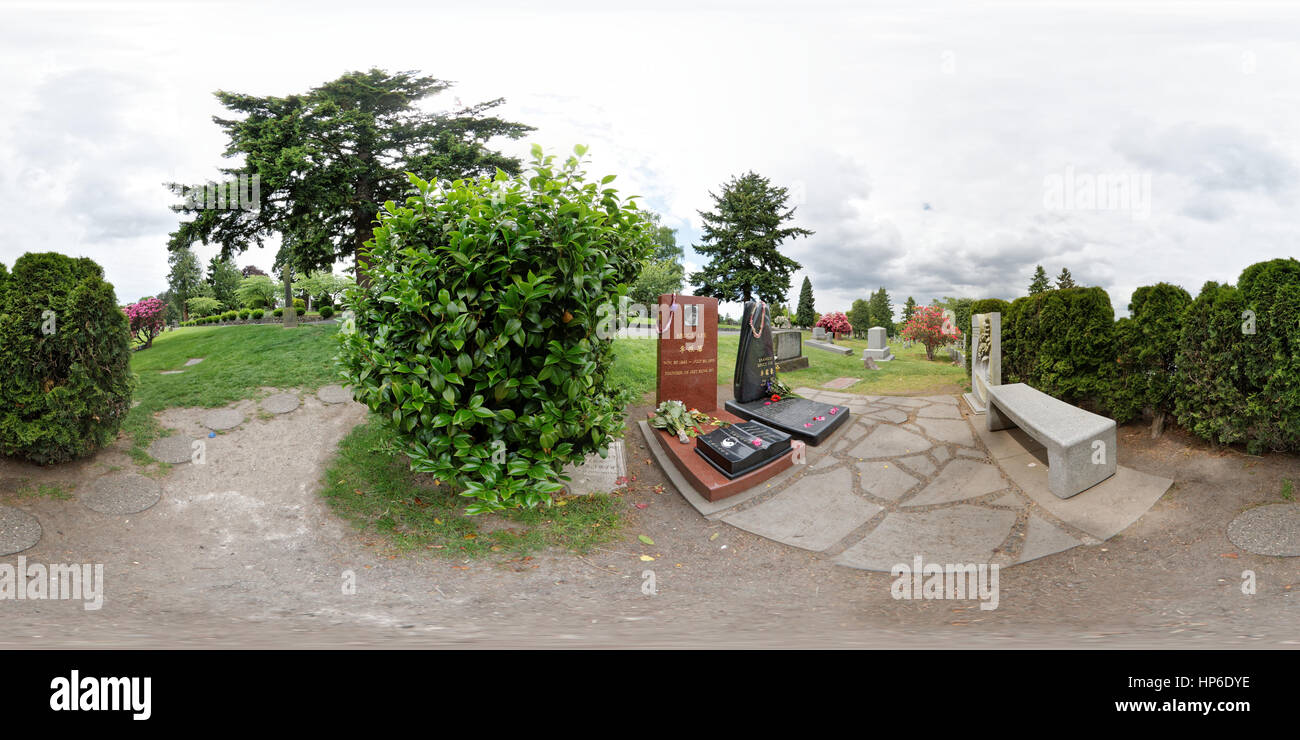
[987,398,1015,432]
[1047,424,1118,498]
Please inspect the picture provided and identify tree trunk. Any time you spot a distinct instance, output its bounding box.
[1150,409,1166,439]
[925,343,935,361]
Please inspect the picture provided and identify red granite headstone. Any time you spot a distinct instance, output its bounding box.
[655,294,719,413]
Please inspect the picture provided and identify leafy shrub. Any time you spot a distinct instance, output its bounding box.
[318,305,335,319]
[815,311,852,336]
[901,304,961,360]
[273,307,284,318]
[124,297,167,350]
[1174,260,1300,452]
[252,308,264,319]
[1111,283,1191,433]
[222,310,238,321]
[292,298,306,313]
[0,253,135,464]
[238,309,250,319]
[338,147,654,513]
[1002,287,1116,407]
[964,298,1009,372]
[186,296,221,318]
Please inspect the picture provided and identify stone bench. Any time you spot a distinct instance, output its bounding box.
[986,382,1116,499]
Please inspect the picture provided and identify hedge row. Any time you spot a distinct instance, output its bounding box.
[990,258,1300,453]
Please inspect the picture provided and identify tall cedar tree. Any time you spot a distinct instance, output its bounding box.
[166,69,533,289]
[903,296,917,323]
[1029,265,1051,294]
[690,172,812,304]
[1056,267,1077,289]
[868,286,894,334]
[795,276,816,327]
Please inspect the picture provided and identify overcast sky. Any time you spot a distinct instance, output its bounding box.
[2,0,1297,321]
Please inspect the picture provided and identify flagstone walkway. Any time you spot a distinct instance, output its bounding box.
[650,388,1174,571]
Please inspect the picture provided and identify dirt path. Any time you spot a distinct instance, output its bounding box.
[1,392,1297,648]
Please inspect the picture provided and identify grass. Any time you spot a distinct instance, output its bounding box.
[319,417,624,559]
[1283,479,1294,501]
[124,323,343,462]
[15,481,75,500]
[612,330,969,399]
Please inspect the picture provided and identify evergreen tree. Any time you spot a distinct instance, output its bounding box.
[207,255,242,310]
[167,247,203,321]
[868,287,894,334]
[1029,265,1051,294]
[903,296,917,323]
[795,276,816,327]
[630,211,684,305]
[1056,267,1077,289]
[690,172,811,304]
[847,298,872,338]
[167,68,533,285]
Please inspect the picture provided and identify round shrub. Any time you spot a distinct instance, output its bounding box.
[292,298,306,313]
[338,148,653,513]
[222,310,237,322]
[0,253,134,464]
[238,309,250,320]
[273,307,284,318]
[252,308,264,320]
[318,305,335,319]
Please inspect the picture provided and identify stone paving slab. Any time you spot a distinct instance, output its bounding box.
[850,425,930,458]
[317,384,353,404]
[147,435,196,464]
[722,468,880,552]
[863,407,909,424]
[855,462,919,500]
[1018,514,1084,563]
[903,458,1009,507]
[823,377,861,390]
[915,417,975,446]
[261,393,300,414]
[0,504,41,555]
[83,473,162,515]
[998,449,1171,540]
[834,505,1017,571]
[917,404,963,419]
[202,408,245,431]
[896,454,936,477]
[1227,504,1300,556]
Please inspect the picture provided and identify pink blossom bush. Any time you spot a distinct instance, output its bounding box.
[124,297,166,350]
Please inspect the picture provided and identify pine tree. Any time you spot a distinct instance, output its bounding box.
[1029,265,1051,294]
[795,276,816,327]
[847,298,872,338]
[1056,267,1076,289]
[868,287,894,334]
[690,172,812,304]
[903,296,917,323]
[167,247,203,321]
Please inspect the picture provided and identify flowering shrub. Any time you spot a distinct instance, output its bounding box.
[901,305,961,360]
[124,297,166,350]
[815,311,852,336]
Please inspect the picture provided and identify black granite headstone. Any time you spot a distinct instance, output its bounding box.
[694,420,792,479]
[725,300,851,446]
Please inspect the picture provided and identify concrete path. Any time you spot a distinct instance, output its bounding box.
[659,388,1173,571]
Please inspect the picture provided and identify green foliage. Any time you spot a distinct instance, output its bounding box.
[1174,260,1300,452]
[0,253,135,464]
[1056,267,1077,289]
[868,287,895,335]
[222,310,238,321]
[902,296,917,324]
[629,257,684,307]
[1028,265,1051,294]
[273,307,284,318]
[167,247,204,320]
[236,274,278,309]
[238,309,251,319]
[292,298,306,313]
[966,298,1010,372]
[795,276,816,328]
[207,256,243,308]
[185,296,222,318]
[1111,283,1191,425]
[167,68,534,282]
[252,308,265,319]
[337,147,653,513]
[846,298,872,339]
[1003,287,1116,406]
[691,172,811,304]
[318,305,335,319]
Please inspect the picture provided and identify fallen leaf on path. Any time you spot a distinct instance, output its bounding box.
[640,555,655,562]
[638,535,655,545]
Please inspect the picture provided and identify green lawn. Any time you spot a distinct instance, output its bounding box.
[613,330,969,399]
[125,323,343,462]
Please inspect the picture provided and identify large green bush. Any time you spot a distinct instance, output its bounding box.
[186,296,221,318]
[338,147,654,513]
[966,298,1010,372]
[0,253,134,464]
[1174,260,1300,452]
[1002,286,1116,407]
[1111,283,1192,433]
